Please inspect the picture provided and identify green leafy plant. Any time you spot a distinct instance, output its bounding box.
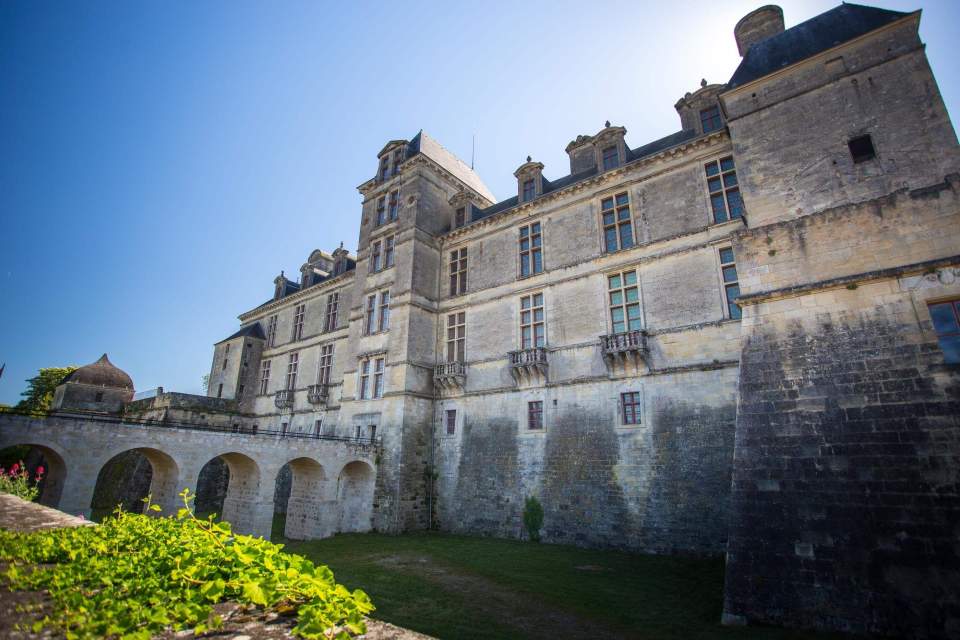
[13,366,77,416]
[0,461,43,501]
[522,496,544,543]
[0,489,374,639]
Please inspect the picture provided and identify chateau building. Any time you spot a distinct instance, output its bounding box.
[3,2,957,637]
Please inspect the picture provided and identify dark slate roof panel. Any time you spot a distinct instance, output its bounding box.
[219,322,266,344]
[729,3,910,88]
[628,129,698,161]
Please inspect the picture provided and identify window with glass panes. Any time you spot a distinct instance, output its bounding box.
[528,401,543,430]
[365,295,376,335]
[454,207,465,228]
[378,291,390,332]
[706,157,744,223]
[446,409,457,435]
[700,106,722,133]
[719,247,741,320]
[621,391,641,425]
[522,179,535,202]
[384,236,395,268]
[391,149,403,175]
[286,352,298,389]
[318,344,333,385]
[601,193,634,253]
[378,156,389,181]
[259,360,271,394]
[373,357,385,398]
[608,270,642,333]
[359,359,370,399]
[267,315,278,347]
[292,304,305,340]
[446,312,465,362]
[324,293,338,332]
[449,248,467,296]
[927,299,960,363]
[602,146,619,170]
[371,241,382,272]
[388,190,399,221]
[520,293,545,349]
[376,196,387,226]
[519,222,543,277]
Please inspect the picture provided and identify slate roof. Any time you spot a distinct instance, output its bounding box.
[728,3,910,89]
[218,322,266,344]
[470,128,699,224]
[409,131,497,203]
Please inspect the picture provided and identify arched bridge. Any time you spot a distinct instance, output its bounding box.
[0,413,379,540]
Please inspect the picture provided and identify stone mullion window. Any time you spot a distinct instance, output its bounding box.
[267,315,278,347]
[286,352,299,390]
[601,193,634,253]
[378,292,390,332]
[373,357,385,398]
[388,190,399,221]
[259,360,271,395]
[527,401,543,430]
[700,106,722,133]
[621,391,641,425]
[522,179,535,202]
[292,304,306,341]
[454,207,466,228]
[445,409,457,435]
[378,156,390,181]
[371,241,382,273]
[376,196,387,226]
[359,359,370,399]
[602,145,619,170]
[519,222,543,277]
[520,293,545,349]
[719,247,741,320]
[706,157,744,223]
[318,344,334,385]
[608,270,642,334]
[324,293,339,332]
[446,312,465,362]
[390,149,403,176]
[449,248,467,297]
[384,236,395,268]
[365,295,377,335]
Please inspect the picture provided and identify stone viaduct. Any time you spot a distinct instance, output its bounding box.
[0,412,379,541]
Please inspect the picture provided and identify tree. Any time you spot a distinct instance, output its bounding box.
[14,366,77,416]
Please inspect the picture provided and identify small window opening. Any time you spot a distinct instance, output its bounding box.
[95,391,104,402]
[848,135,876,163]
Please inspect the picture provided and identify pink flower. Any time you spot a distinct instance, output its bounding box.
[36,466,45,479]
[10,463,19,475]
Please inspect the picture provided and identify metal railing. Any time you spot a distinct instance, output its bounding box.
[509,346,548,366]
[601,330,647,353]
[306,384,328,404]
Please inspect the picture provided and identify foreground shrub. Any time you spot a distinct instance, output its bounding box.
[0,461,43,502]
[0,490,373,639]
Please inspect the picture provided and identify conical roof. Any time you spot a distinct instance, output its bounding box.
[61,354,134,390]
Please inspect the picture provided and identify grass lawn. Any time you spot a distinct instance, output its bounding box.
[273,517,844,640]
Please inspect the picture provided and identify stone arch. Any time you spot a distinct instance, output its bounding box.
[199,452,267,537]
[281,457,331,540]
[337,460,375,534]
[90,448,179,520]
[0,443,67,509]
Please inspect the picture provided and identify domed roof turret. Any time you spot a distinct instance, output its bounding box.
[61,354,134,391]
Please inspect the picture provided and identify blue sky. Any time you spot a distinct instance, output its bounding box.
[1,0,958,404]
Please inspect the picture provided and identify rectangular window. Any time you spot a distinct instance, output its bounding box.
[365,295,376,334]
[449,247,467,296]
[371,241,382,272]
[217,383,223,398]
[621,391,641,425]
[602,146,619,171]
[446,409,457,435]
[385,236,395,268]
[222,357,228,371]
[369,424,377,441]
[376,196,387,226]
[379,156,389,181]
[292,303,306,341]
[281,422,288,437]
[522,179,535,202]
[267,314,278,347]
[391,149,403,176]
[520,293,545,349]
[318,344,334,385]
[455,207,465,228]
[388,190,399,221]
[719,247,741,320]
[359,359,370,399]
[601,193,634,253]
[848,134,876,163]
[373,357,385,398]
[527,401,543,430]
[446,312,466,362]
[324,292,339,332]
[928,299,960,363]
[700,106,722,133]
[286,352,299,389]
[378,291,391,332]
[355,425,362,440]
[608,270,642,333]
[314,419,323,438]
[519,222,543,277]
[259,360,271,394]
[237,384,244,397]
[705,157,744,223]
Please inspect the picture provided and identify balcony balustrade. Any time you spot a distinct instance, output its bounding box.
[434,361,466,390]
[508,346,548,386]
[600,329,649,374]
[274,389,294,409]
[307,384,328,405]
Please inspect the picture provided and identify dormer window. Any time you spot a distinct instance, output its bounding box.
[700,106,722,133]
[455,207,466,228]
[602,146,619,171]
[522,179,536,202]
[378,156,390,181]
[391,149,403,176]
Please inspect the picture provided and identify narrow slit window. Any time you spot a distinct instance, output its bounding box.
[719,247,741,320]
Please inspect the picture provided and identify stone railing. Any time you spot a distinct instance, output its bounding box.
[508,347,548,386]
[434,361,466,390]
[307,384,328,405]
[274,389,294,409]
[601,329,648,354]
[600,330,649,374]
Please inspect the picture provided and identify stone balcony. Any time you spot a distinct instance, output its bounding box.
[274,389,294,410]
[307,384,329,405]
[509,347,548,386]
[434,361,466,391]
[601,330,649,375]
